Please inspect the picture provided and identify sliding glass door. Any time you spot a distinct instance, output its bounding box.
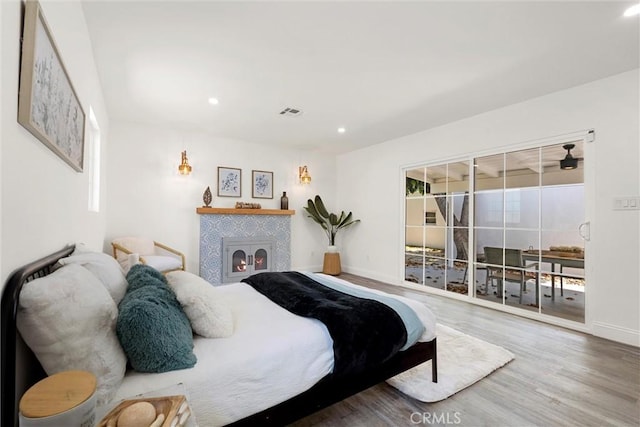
[405,162,470,295]
[405,139,586,323]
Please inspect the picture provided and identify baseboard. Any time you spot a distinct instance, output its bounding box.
[341,265,399,286]
[293,263,323,273]
[592,321,640,347]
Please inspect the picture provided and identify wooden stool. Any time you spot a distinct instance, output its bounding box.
[20,370,97,426]
[322,252,341,275]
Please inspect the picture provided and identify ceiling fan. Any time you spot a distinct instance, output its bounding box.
[560,143,582,170]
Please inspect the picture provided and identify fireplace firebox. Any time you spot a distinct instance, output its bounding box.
[222,238,274,283]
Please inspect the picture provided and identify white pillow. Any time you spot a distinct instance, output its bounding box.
[17,264,127,405]
[142,255,182,272]
[58,250,128,304]
[166,271,234,338]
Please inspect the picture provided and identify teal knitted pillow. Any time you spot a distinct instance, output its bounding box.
[117,264,196,373]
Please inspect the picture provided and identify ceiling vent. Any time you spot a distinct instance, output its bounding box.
[279,107,303,117]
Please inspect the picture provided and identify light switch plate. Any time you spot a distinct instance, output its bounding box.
[613,196,640,210]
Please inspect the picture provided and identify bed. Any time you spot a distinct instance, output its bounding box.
[1,245,437,427]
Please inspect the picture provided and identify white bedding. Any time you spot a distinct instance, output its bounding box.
[101,274,436,426]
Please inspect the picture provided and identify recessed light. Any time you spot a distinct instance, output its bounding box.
[624,3,640,16]
[337,127,346,134]
[208,97,219,105]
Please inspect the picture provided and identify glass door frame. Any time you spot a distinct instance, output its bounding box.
[401,130,594,332]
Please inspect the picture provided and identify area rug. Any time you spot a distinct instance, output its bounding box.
[386,323,514,402]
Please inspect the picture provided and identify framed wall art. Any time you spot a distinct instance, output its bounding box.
[218,167,242,197]
[18,0,86,172]
[252,170,273,199]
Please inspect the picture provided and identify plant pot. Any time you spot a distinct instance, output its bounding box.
[322,252,341,275]
[327,245,338,253]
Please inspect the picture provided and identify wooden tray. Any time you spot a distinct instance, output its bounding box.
[543,250,584,259]
[97,395,190,427]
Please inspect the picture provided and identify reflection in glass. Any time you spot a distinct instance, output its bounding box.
[475,190,504,227]
[232,250,247,272]
[540,230,583,256]
[505,229,539,252]
[446,261,468,295]
[254,249,267,270]
[406,168,427,196]
[541,185,584,231]
[405,226,424,253]
[475,154,504,191]
[447,227,469,261]
[542,141,584,186]
[451,193,468,222]
[506,147,540,189]
[425,196,441,225]
[474,228,504,261]
[424,226,446,257]
[504,188,539,229]
[424,257,446,290]
[405,252,424,285]
[447,161,470,190]
[406,198,425,226]
[475,265,490,296]
[426,165,446,192]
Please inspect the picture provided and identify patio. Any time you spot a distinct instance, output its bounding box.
[405,258,585,323]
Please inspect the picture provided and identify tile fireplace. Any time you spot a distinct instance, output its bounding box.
[197,207,294,284]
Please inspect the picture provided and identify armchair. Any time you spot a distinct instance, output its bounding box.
[111,237,185,274]
[483,247,539,304]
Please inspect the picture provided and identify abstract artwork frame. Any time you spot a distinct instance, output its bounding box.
[252,170,273,199]
[218,167,242,197]
[18,0,86,172]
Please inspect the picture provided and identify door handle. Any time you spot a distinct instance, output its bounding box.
[579,222,590,241]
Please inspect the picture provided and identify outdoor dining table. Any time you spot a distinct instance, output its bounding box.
[522,250,585,300]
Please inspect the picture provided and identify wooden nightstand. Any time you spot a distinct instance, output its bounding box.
[19,370,97,426]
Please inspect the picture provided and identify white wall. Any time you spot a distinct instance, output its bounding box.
[1,0,4,285]
[105,121,336,274]
[0,0,109,284]
[337,70,640,346]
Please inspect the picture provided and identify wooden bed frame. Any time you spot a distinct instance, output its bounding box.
[1,245,437,427]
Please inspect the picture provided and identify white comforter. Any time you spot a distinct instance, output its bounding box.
[103,274,436,426]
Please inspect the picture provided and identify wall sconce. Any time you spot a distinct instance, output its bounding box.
[299,165,311,184]
[178,150,192,175]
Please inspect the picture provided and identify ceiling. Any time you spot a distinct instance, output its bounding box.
[406,141,585,182]
[81,1,639,155]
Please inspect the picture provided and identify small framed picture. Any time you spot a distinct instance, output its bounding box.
[218,167,241,197]
[252,170,273,199]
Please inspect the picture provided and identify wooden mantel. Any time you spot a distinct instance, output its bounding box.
[196,207,295,215]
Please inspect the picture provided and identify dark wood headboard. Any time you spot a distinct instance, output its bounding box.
[1,245,75,427]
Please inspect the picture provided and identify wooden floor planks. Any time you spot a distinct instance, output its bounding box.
[290,273,640,427]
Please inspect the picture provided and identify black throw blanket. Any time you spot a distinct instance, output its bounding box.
[242,272,407,377]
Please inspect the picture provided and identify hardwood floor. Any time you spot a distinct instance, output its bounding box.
[291,273,640,427]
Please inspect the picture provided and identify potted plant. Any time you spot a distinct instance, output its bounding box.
[304,195,360,274]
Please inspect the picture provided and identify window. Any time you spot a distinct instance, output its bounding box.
[87,107,101,212]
